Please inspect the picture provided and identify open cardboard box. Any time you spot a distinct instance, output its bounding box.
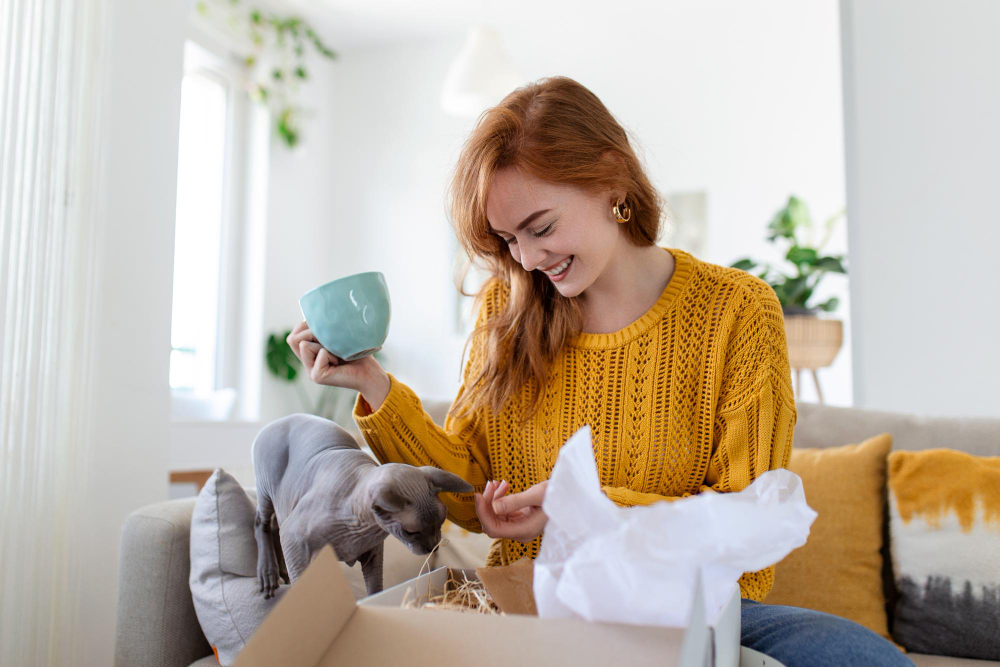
[235,545,780,667]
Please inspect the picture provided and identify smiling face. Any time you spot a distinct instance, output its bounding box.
[485,166,624,298]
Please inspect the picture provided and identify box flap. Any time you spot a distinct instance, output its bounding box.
[677,572,711,667]
[238,550,737,667]
[475,557,537,615]
[323,605,687,666]
[235,546,357,667]
[713,585,742,667]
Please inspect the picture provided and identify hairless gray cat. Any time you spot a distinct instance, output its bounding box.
[251,413,473,599]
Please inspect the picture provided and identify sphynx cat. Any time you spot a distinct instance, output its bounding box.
[252,412,473,599]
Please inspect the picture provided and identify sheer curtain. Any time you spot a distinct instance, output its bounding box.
[0,0,110,663]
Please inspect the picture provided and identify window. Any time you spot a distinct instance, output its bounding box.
[170,51,227,394]
[170,37,268,421]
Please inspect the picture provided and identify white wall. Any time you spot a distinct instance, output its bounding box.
[170,21,347,460]
[256,52,346,425]
[840,0,1000,418]
[87,1,351,658]
[80,0,187,662]
[324,0,852,407]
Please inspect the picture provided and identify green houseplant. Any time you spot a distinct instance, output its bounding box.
[730,196,847,316]
[265,328,384,424]
[732,196,848,402]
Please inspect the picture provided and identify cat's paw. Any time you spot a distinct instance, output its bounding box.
[258,563,280,599]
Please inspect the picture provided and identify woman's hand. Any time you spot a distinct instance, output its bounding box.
[474,479,548,544]
[286,319,382,391]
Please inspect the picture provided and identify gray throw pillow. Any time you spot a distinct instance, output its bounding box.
[189,468,288,665]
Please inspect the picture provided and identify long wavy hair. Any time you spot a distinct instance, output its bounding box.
[447,76,666,424]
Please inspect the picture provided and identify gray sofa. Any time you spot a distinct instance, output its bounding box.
[114,400,1000,667]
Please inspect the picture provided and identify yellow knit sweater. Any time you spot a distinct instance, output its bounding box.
[353,246,797,601]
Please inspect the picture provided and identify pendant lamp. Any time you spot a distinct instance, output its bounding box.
[441,27,523,117]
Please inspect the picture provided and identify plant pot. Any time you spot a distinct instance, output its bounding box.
[783,315,843,369]
[781,305,820,317]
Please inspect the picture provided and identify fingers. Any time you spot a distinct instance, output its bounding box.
[287,320,318,361]
[490,480,516,517]
[476,478,550,543]
[480,480,526,522]
[485,480,513,512]
[474,491,500,537]
[516,508,549,544]
[475,488,548,543]
[492,482,536,515]
[483,479,498,505]
[477,481,514,532]
[315,347,331,377]
[299,340,320,373]
[525,480,547,505]
[492,482,527,519]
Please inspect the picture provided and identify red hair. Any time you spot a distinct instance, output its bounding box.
[447,76,665,423]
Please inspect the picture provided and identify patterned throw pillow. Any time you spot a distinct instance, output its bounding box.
[888,449,1000,661]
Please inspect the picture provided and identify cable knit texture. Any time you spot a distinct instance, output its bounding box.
[353,246,797,601]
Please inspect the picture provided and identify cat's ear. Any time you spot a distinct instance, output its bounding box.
[371,485,408,521]
[420,466,474,494]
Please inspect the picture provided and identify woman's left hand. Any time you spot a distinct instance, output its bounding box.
[474,479,548,543]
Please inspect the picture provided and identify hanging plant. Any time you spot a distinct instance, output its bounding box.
[195,0,337,148]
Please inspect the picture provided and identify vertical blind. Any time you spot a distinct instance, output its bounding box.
[0,0,109,663]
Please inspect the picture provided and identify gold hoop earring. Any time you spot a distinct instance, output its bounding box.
[613,197,631,223]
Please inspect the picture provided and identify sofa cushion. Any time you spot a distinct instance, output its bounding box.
[888,449,1000,661]
[189,468,289,666]
[764,433,894,643]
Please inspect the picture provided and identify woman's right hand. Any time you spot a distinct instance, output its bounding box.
[286,319,382,392]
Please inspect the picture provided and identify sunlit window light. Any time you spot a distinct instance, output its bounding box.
[169,64,228,392]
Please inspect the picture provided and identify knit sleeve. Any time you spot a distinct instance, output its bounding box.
[600,283,797,601]
[351,279,507,533]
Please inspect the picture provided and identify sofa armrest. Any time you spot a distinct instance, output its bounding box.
[114,497,212,667]
[113,486,467,667]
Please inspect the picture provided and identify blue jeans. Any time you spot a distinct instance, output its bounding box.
[741,599,914,666]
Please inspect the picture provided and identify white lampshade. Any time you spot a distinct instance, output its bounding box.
[441,27,523,118]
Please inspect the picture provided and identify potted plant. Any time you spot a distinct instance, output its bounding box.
[265,328,384,424]
[730,196,847,402]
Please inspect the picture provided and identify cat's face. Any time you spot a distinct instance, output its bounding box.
[370,465,473,555]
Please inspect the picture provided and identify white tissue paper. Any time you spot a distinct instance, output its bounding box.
[533,424,817,628]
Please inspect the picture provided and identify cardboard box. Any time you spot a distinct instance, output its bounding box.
[235,545,781,667]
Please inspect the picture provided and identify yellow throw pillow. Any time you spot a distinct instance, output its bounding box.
[764,433,893,642]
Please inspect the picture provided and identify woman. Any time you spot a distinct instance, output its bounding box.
[287,76,911,666]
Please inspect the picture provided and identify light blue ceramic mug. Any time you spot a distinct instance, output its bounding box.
[298,271,391,362]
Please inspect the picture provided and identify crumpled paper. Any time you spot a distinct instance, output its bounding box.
[533,424,817,627]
